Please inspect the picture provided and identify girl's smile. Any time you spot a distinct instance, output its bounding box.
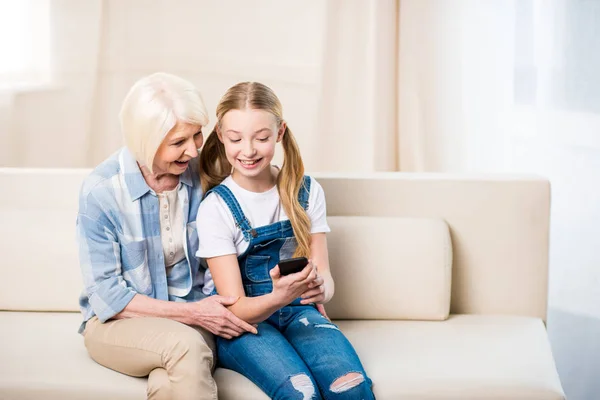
[219,108,284,192]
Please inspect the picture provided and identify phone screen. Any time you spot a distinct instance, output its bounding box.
[278,257,309,276]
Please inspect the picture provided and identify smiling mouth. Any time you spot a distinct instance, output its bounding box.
[238,158,262,166]
[174,160,189,166]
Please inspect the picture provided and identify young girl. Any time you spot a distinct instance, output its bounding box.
[196,82,375,400]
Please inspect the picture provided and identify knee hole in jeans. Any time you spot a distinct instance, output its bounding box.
[330,372,365,393]
[290,373,316,400]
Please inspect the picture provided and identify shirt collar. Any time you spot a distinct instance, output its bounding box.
[120,148,194,202]
[179,165,193,188]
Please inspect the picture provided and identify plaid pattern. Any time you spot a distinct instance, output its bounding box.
[77,148,206,331]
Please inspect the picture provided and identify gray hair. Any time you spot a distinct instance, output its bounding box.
[119,72,209,172]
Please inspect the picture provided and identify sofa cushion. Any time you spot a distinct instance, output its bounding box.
[0,170,82,312]
[0,207,452,323]
[0,312,145,400]
[326,216,452,320]
[0,312,563,400]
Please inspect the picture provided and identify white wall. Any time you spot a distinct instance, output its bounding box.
[90,0,326,168]
[0,0,327,169]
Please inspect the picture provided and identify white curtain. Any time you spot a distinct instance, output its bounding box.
[316,0,515,173]
[319,0,600,176]
[398,0,600,175]
[397,0,515,172]
[322,2,597,398]
[316,0,398,172]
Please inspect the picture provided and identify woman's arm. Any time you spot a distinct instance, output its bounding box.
[114,294,193,322]
[77,204,137,322]
[207,254,316,324]
[113,293,257,338]
[78,194,255,338]
[78,203,188,323]
[300,233,335,305]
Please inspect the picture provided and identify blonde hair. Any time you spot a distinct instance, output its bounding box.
[200,82,311,258]
[120,72,209,172]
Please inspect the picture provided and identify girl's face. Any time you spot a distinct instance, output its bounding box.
[219,108,284,184]
[153,121,203,177]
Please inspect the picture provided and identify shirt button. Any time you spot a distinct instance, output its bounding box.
[166,227,170,231]
[169,238,173,242]
[164,215,168,219]
[170,252,174,256]
[163,204,168,209]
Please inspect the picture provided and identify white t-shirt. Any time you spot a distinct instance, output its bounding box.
[196,175,330,259]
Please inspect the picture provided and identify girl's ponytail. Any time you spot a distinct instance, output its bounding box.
[278,126,311,258]
[199,127,230,194]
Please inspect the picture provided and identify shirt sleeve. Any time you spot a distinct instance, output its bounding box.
[77,192,136,323]
[195,193,239,258]
[307,177,331,234]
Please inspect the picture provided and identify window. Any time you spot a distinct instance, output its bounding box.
[0,0,51,85]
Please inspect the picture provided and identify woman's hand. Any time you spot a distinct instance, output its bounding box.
[186,295,258,339]
[315,303,330,320]
[300,262,331,305]
[270,261,316,306]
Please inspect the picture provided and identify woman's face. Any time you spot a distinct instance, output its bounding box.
[153,121,203,177]
[218,108,284,183]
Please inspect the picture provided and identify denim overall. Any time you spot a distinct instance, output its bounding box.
[205,177,375,400]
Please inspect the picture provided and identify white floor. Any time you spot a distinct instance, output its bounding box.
[547,308,600,400]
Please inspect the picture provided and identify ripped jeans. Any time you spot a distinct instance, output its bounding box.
[217,305,375,400]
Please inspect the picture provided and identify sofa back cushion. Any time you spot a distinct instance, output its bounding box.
[0,169,84,312]
[0,170,452,321]
[326,216,452,321]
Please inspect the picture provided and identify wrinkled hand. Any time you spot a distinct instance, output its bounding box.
[188,296,257,339]
[300,262,328,305]
[270,261,317,306]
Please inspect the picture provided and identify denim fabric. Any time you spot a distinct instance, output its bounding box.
[206,177,375,399]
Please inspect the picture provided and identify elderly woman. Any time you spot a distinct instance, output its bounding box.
[76,72,256,400]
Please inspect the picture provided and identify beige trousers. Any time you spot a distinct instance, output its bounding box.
[84,316,217,400]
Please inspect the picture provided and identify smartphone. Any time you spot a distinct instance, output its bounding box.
[278,257,309,276]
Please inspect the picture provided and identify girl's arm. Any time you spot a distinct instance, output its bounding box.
[207,254,317,324]
[300,233,335,305]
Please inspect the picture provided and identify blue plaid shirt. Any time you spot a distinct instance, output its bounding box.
[77,148,206,332]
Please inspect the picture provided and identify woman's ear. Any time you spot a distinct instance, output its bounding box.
[277,121,287,143]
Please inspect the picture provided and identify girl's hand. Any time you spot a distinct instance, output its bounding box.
[300,262,330,305]
[270,261,317,305]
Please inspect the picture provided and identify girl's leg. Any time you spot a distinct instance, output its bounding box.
[217,321,323,400]
[283,307,375,400]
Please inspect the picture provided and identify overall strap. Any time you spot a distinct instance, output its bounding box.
[298,175,311,210]
[205,185,257,241]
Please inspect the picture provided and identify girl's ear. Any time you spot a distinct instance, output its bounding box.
[276,121,287,143]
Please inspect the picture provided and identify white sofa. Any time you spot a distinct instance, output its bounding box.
[0,169,565,400]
